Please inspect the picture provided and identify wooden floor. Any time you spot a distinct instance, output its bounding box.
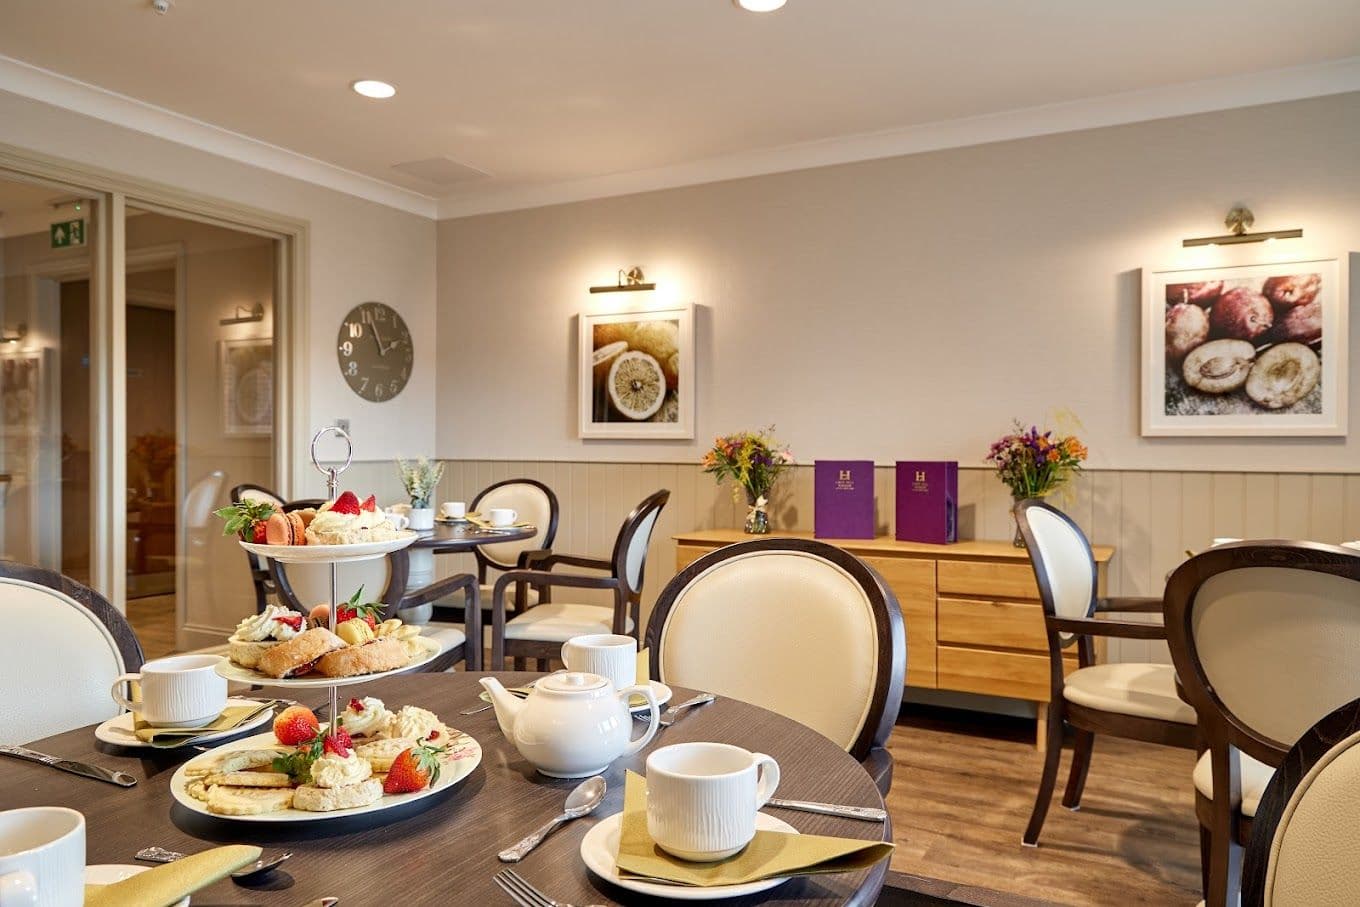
[885,706,1201,906]
[126,593,177,660]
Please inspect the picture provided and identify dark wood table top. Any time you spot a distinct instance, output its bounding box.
[409,523,537,553]
[7,672,890,906]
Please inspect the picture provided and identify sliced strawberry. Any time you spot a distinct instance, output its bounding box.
[331,491,361,515]
[361,494,377,512]
[272,613,304,632]
[273,706,319,746]
[382,741,449,794]
[323,725,354,758]
[348,698,365,713]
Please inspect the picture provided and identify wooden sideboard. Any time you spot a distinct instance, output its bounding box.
[672,529,1114,748]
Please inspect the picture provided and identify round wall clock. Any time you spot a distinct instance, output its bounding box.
[336,302,413,402]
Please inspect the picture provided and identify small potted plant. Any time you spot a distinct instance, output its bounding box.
[986,421,1088,546]
[701,426,794,534]
[397,457,444,531]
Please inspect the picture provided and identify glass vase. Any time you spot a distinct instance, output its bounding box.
[744,491,770,535]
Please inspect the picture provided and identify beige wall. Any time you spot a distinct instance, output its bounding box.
[436,92,1359,470]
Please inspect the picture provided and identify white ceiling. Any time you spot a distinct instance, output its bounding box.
[1,1,1357,218]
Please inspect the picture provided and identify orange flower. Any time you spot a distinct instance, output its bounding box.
[1046,449,1060,462]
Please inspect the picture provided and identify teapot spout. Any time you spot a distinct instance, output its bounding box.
[479,677,523,739]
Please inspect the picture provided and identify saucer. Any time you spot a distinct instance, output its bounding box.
[95,698,275,749]
[579,811,796,900]
[630,680,672,713]
[435,515,470,524]
[85,865,190,905]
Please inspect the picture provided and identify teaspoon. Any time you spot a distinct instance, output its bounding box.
[497,776,607,862]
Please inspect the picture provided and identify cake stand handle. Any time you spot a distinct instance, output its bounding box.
[308,426,353,737]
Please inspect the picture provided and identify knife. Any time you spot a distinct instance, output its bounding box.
[766,798,887,822]
[0,744,136,787]
[299,900,338,907]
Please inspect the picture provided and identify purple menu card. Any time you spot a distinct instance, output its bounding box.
[896,461,958,544]
[815,460,876,539]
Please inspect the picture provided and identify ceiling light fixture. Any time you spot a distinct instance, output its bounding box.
[351,79,396,99]
[734,0,787,10]
[1183,205,1302,248]
[590,267,656,294]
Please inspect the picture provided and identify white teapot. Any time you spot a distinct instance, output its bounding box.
[480,672,660,778]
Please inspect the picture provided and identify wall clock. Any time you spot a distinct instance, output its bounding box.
[337,302,413,402]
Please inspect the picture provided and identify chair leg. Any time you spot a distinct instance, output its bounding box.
[1022,700,1065,846]
[512,656,527,671]
[1199,820,1211,901]
[533,658,550,672]
[1061,728,1094,810]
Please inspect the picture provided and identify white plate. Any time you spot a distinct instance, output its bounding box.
[170,728,481,823]
[213,636,442,689]
[238,531,417,564]
[96,698,275,749]
[579,811,796,901]
[85,864,190,906]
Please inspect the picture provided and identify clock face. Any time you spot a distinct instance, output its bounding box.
[337,302,413,402]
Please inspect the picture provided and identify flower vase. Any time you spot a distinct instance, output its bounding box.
[1011,494,1044,548]
[744,492,770,535]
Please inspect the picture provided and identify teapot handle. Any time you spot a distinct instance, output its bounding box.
[620,684,660,757]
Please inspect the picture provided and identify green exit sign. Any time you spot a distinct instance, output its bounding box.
[50,218,85,249]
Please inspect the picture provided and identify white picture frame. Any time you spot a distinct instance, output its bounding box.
[1141,257,1347,437]
[219,337,274,437]
[578,304,694,439]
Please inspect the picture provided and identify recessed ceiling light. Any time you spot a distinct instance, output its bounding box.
[734,0,786,10]
[351,79,396,99]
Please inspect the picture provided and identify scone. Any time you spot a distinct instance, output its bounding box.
[257,627,346,679]
[292,778,383,812]
[227,605,304,668]
[206,785,295,816]
[356,737,416,772]
[315,637,408,678]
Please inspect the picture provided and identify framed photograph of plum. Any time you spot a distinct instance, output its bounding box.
[1141,258,1347,436]
[578,305,694,439]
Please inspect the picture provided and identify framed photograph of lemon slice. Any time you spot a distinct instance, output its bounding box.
[578,304,694,439]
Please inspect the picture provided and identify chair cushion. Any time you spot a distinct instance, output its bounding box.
[1063,663,1196,724]
[504,604,633,643]
[480,583,539,608]
[420,622,467,653]
[1193,749,1275,818]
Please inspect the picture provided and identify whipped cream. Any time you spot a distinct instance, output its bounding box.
[341,697,391,738]
[310,751,372,789]
[306,508,398,545]
[388,705,443,742]
[232,605,303,642]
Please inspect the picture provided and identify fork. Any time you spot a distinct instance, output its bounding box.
[493,868,605,907]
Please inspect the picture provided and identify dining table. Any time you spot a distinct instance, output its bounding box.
[401,521,539,593]
[4,671,893,906]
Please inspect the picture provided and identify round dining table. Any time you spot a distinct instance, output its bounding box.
[402,522,539,591]
[5,672,891,906]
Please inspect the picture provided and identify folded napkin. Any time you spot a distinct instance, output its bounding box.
[615,772,892,887]
[464,513,532,530]
[84,844,261,907]
[133,702,274,746]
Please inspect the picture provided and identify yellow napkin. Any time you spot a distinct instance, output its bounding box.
[133,703,273,745]
[84,844,261,907]
[615,772,892,887]
[464,513,533,530]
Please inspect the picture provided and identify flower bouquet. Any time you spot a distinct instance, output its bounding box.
[701,427,794,534]
[986,421,1088,546]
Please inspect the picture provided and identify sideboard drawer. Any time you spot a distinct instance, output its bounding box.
[938,597,1048,652]
[937,559,1040,600]
[861,556,937,689]
[936,645,1076,702]
[675,543,715,573]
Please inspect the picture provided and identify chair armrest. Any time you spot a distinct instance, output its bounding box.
[400,572,476,610]
[491,570,620,600]
[522,551,613,573]
[1094,596,1164,614]
[1049,615,1167,640]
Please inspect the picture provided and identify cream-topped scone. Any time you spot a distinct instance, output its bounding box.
[305,496,400,546]
[310,751,373,789]
[228,605,304,668]
[340,697,391,738]
[388,705,444,742]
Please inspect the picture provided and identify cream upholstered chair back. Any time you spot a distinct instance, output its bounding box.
[1167,542,1360,758]
[0,563,144,744]
[646,538,905,759]
[471,479,559,571]
[1015,500,1097,629]
[1242,698,1360,907]
[270,555,397,616]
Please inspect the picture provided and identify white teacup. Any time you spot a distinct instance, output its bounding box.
[487,507,518,527]
[110,654,226,728]
[646,742,780,862]
[0,807,84,907]
[561,634,637,691]
[440,501,467,520]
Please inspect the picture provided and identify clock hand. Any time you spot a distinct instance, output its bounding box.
[365,311,389,357]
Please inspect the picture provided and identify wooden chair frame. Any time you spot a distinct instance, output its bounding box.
[644,536,905,792]
[0,560,145,673]
[1165,540,1360,907]
[1241,697,1360,906]
[489,489,669,670]
[1015,499,1197,847]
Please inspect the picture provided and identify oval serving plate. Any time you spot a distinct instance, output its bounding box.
[213,636,441,689]
[238,531,417,564]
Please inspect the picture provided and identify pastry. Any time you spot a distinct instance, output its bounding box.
[218,749,289,773]
[204,771,294,788]
[206,785,295,816]
[257,627,346,679]
[388,705,444,742]
[356,736,417,772]
[305,491,400,545]
[227,605,304,668]
[264,511,307,546]
[310,751,372,789]
[340,697,391,739]
[315,637,408,678]
[185,779,210,802]
[292,778,384,812]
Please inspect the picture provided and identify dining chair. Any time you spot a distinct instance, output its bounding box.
[469,478,559,617]
[0,561,145,744]
[644,537,905,795]
[1165,541,1360,907]
[270,549,480,670]
[489,490,669,671]
[229,484,325,613]
[1014,499,1197,847]
[1241,697,1360,907]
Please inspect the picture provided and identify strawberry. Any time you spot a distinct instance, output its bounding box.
[335,586,380,628]
[273,706,319,746]
[252,521,268,544]
[331,491,361,515]
[272,612,304,632]
[348,698,365,713]
[427,728,440,741]
[361,494,377,512]
[383,741,449,794]
[323,725,353,758]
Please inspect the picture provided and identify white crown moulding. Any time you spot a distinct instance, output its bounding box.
[2,52,1357,222]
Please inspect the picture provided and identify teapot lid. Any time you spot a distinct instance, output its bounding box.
[537,672,609,694]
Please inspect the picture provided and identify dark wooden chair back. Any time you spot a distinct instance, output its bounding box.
[609,488,670,604]
[230,483,283,613]
[470,479,560,575]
